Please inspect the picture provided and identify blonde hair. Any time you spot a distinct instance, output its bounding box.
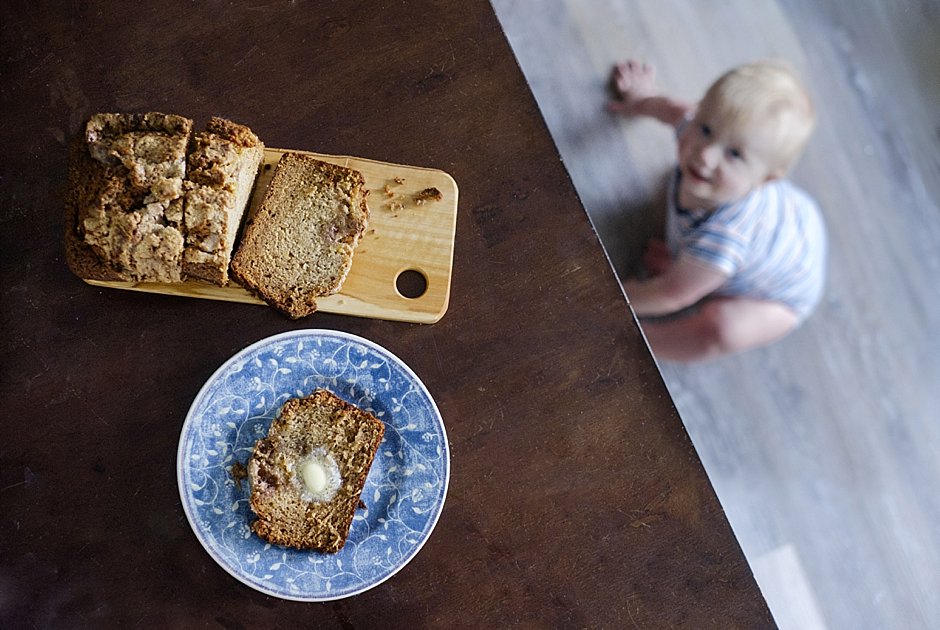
[702,60,816,173]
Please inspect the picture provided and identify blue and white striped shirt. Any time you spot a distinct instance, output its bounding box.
[665,169,828,322]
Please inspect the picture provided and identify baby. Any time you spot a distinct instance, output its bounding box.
[609,60,827,362]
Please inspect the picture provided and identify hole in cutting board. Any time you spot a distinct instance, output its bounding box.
[395,269,428,299]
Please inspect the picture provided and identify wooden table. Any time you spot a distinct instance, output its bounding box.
[0,1,773,626]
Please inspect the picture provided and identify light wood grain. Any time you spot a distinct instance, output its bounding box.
[86,148,459,324]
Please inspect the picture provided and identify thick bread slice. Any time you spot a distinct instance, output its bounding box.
[247,389,385,552]
[183,117,264,285]
[231,152,370,318]
[65,112,194,283]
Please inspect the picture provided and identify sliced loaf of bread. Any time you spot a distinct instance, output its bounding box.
[230,152,369,318]
[183,117,264,285]
[247,388,385,552]
[66,113,265,285]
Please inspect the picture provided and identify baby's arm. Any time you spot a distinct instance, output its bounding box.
[643,237,672,277]
[622,255,728,317]
[608,60,692,127]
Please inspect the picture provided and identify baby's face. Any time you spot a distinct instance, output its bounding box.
[677,99,781,210]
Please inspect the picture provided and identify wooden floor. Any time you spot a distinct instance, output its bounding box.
[492,1,940,628]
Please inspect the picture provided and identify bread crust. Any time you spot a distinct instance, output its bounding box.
[65,138,129,281]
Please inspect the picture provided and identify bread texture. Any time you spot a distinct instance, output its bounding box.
[66,112,194,283]
[231,152,369,318]
[183,117,264,284]
[65,112,263,285]
[247,389,385,552]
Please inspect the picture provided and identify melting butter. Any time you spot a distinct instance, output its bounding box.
[301,459,328,494]
[294,447,341,503]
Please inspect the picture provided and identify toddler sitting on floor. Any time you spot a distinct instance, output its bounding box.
[610,59,827,362]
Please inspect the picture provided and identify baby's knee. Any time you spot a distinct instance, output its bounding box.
[696,301,739,353]
[697,298,798,355]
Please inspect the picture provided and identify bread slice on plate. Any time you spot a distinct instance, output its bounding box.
[183,117,264,285]
[231,152,370,318]
[247,389,385,552]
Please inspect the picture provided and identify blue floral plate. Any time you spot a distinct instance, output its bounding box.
[177,329,449,601]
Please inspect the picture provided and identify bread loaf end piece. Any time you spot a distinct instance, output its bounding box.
[65,112,194,283]
[231,152,369,318]
[247,389,385,552]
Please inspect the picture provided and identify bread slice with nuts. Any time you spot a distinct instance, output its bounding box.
[247,389,385,552]
[231,152,369,318]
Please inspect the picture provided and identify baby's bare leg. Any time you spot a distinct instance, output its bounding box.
[639,297,798,363]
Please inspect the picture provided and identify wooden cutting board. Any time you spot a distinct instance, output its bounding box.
[84,148,458,324]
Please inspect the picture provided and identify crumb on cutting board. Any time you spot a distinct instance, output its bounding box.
[414,187,443,205]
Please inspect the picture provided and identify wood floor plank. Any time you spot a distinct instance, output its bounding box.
[493,1,940,628]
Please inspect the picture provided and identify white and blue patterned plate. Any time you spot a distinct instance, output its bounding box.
[177,329,449,601]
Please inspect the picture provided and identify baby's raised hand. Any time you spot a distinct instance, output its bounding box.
[608,60,658,115]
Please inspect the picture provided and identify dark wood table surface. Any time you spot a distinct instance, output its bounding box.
[0,1,773,627]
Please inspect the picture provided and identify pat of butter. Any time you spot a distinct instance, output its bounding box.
[300,460,328,494]
[295,447,341,502]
